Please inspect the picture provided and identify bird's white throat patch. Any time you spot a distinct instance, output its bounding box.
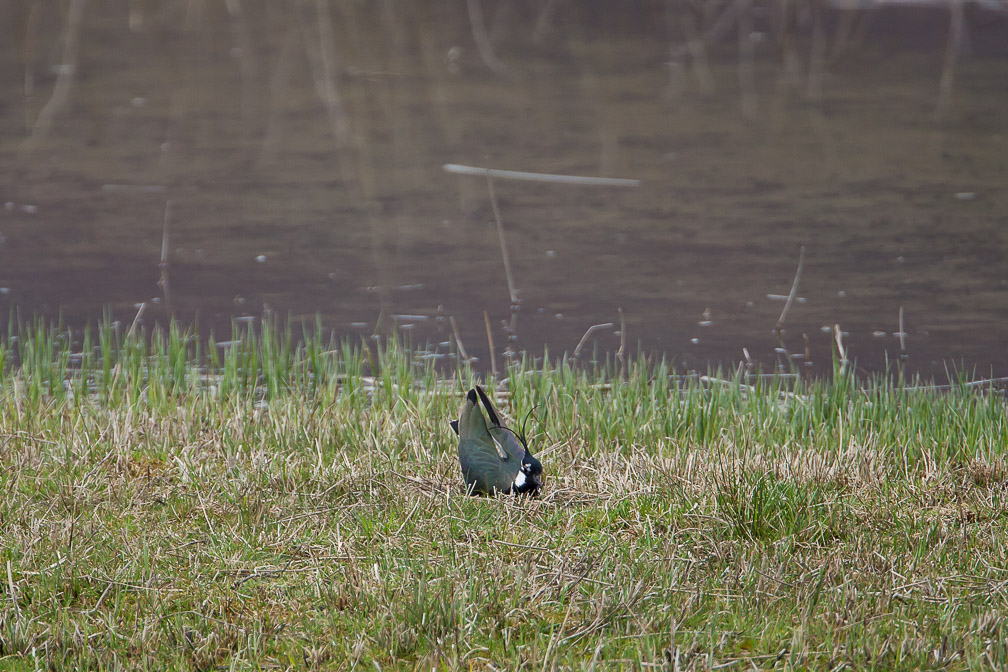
[513,470,528,489]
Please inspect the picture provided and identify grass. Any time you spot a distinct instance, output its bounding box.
[1,316,1007,670]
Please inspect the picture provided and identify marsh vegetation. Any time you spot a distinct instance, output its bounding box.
[1,319,1006,669]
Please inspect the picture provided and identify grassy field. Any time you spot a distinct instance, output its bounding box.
[1,319,1007,670]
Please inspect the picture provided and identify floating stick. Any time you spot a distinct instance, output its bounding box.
[444,164,641,187]
[574,323,615,360]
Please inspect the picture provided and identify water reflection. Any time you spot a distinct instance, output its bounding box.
[1,1,1007,377]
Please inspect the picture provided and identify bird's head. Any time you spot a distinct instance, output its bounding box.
[511,415,543,496]
[513,452,543,495]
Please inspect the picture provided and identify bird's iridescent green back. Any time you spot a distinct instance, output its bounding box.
[455,393,521,494]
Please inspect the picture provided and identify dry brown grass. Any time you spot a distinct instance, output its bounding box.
[2,334,1007,669]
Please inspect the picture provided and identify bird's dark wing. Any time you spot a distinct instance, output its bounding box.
[458,436,519,494]
[474,385,502,427]
[475,385,527,462]
[455,389,519,494]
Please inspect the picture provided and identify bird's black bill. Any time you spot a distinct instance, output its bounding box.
[449,419,460,436]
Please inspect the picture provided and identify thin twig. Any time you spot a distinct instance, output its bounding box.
[487,177,517,305]
[898,305,907,356]
[194,486,216,537]
[833,324,848,375]
[108,303,147,392]
[444,163,640,187]
[84,582,114,615]
[7,559,21,619]
[775,246,806,332]
[903,376,1008,392]
[487,177,521,360]
[158,200,172,315]
[484,310,497,379]
[125,302,146,339]
[449,316,470,364]
[492,539,553,553]
[574,323,615,360]
[773,246,806,375]
[542,599,575,671]
[616,307,626,377]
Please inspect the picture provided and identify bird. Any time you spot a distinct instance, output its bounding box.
[449,385,543,496]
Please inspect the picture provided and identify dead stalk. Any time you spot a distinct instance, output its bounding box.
[159,200,173,316]
[833,324,847,375]
[105,303,147,392]
[443,164,640,187]
[125,302,146,340]
[616,307,627,377]
[898,305,907,356]
[7,559,21,619]
[775,246,806,332]
[774,246,806,374]
[487,176,521,360]
[449,316,470,364]
[484,310,497,379]
[487,177,517,306]
[574,323,615,361]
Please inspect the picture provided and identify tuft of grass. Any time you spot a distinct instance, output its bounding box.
[0,316,1006,670]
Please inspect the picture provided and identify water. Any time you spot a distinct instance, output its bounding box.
[2,2,1007,378]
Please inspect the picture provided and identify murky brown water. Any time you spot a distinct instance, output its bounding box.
[2,2,1007,377]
